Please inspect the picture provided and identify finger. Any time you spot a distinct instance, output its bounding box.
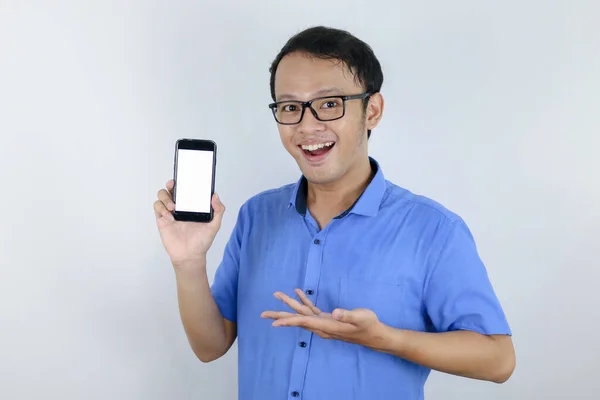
[274,292,314,316]
[166,179,174,194]
[271,315,311,327]
[260,311,297,320]
[295,288,322,314]
[153,199,166,218]
[260,312,332,338]
[272,315,350,335]
[153,199,173,220]
[157,188,175,211]
[266,315,337,340]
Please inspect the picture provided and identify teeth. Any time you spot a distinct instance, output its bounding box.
[301,142,334,151]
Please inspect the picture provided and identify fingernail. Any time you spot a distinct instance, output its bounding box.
[332,309,342,319]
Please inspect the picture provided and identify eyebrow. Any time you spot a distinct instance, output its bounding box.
[276,87,345,102]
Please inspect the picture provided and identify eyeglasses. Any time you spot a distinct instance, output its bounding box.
[268,92,372,125]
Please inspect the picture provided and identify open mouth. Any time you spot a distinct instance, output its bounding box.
[299,141,335,158]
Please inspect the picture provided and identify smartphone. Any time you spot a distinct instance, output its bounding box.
[172,138,217,222]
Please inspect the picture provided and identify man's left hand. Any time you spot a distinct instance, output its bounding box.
[260,289,385,348]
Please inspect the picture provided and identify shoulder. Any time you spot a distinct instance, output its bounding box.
[245,182,295,208]
[381,182,484,274]
[226,183,296,238]
[382,180,462,225]
[235,182,297,221]
[377,180,477,253]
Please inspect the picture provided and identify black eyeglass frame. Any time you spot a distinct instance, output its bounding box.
[268,92,372,125]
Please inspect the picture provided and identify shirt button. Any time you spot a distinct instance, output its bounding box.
[291,391,300,397]
[313,239,320,245]
[299,341,307,347]
[305,289,314,295]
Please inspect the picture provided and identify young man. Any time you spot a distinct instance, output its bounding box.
[154,26,515,400]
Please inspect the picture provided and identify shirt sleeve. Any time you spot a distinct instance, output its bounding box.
[210,203,247,323]
[423,218,512,336]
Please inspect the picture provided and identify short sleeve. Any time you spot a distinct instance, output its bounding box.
[210,203,247,323]
[424,218,512,336]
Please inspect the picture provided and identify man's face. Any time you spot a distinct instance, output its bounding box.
[272,52,382,185]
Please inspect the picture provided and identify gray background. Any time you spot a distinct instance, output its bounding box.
[1,0,599,399]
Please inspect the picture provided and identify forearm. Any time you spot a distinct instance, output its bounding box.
[174,257,231,362]
[371,325,515,383]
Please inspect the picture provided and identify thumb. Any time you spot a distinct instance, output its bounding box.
[212,192,225,210]
[332,308,355,323]
[211,193,226,220]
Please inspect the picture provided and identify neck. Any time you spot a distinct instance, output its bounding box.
[306,156,374,219]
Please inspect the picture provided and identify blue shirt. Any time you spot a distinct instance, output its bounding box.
[211,157,511,400]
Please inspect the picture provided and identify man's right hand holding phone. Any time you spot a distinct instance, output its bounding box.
[153,179,235,363]
[153,179,226,269]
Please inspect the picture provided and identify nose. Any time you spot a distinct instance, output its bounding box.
[297,106,326,133]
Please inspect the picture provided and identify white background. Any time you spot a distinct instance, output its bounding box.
[1,1,599,399]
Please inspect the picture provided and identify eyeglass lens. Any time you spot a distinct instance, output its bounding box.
[273,97,344,124]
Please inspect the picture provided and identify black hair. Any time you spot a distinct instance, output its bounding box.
[269,26,383,139]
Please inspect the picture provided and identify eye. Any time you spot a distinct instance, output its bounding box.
[280,103,301,113]
[321,100,339,109]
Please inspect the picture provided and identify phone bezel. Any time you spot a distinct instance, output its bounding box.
[172,138,217,223]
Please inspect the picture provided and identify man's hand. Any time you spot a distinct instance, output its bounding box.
[260,289,385,348]
[261,289,515,383]
[153,179,226,268]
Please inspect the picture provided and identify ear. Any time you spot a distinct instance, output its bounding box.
[365,92,384,131]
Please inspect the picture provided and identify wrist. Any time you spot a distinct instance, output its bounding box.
[173,264,209,289]
[172,255,207,273]
[368,322,406,355]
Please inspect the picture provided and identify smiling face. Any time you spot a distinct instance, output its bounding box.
[272,51,383,186]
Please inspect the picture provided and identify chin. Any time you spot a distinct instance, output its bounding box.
[299,164,342,185]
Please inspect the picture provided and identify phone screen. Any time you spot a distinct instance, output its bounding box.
[174,148,214,213]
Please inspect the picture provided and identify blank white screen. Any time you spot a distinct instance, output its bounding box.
[174,149,213,213]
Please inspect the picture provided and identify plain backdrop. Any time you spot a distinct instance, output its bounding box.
[1,1,599,399]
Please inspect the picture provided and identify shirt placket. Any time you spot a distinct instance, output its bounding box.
[286,214,327,399]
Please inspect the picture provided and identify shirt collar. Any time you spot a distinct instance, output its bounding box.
[288,157,387,218]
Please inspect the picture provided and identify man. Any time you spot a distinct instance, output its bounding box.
[154,26,515,400]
